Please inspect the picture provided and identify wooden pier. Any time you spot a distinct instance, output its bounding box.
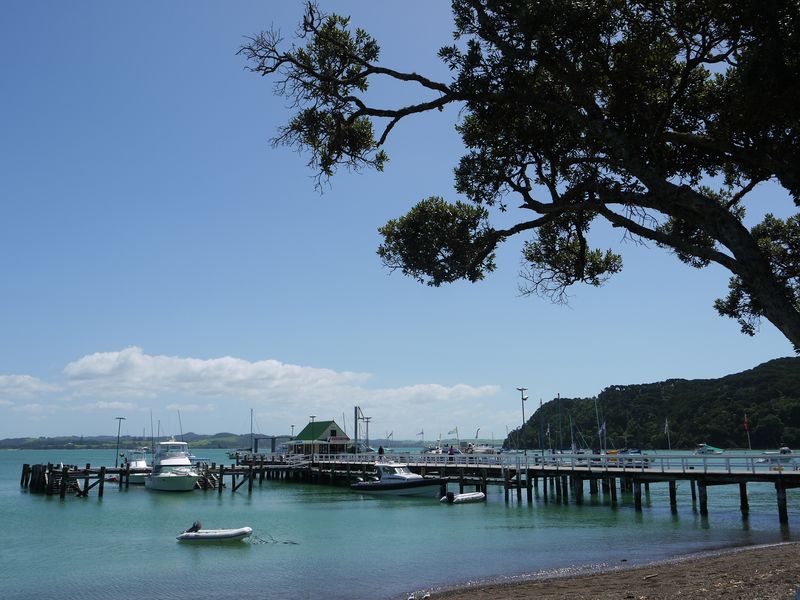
[19,451,799,524]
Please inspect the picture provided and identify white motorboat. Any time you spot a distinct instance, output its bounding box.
[440,491,486,504]
[122,447,150,484]
[145,439,199,492]
[466,443,498,455]
[177,522,253,542]
[694,443,724,455]
[758,447,797,469]
[350,462,445,497]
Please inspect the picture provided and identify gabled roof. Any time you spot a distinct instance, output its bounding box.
[294,420,349,442]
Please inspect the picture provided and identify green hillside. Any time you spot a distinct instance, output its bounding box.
[509,357,800,451]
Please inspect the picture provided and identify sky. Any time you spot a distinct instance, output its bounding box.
[0,1,795,444]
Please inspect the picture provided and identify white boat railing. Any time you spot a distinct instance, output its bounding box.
[308,451,798,475]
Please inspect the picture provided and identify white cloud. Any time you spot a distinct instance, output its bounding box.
[1,347,508,440]
[0,374,60,399]
[165,403,216,413]
[62,346,370,398]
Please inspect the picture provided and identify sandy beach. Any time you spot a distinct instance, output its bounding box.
[432,542,800,600]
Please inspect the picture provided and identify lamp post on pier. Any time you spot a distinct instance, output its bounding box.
[517,387,528,455]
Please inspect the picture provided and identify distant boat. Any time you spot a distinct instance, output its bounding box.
[346,441,377,454]
[122,447,150,484]
[694,443,724,455]
[227,409,257,459]
[757,447,797,469]
[465,443,498,455]
[145,439,199,492]
[350,462,445,496]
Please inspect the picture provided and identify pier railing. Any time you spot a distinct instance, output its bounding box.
[310,451,798,474]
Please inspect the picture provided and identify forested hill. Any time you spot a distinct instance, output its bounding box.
[512,357,800,451]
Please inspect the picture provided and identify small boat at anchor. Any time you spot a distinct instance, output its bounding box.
[122,447,151,484]
[177,521,253,542]
[350,462,445,497]
[757,447,797,469]
[440,491,486,504]
[694,443,724,455]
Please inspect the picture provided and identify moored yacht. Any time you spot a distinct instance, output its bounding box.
[122,447,151,484]
[144,439,199,492]
[350,462,445,496]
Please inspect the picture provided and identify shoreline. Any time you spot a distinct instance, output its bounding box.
[422,542,799,599]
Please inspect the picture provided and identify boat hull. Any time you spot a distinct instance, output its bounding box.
[145,471,198,492]
[350,478,445,496]
[440,491,486,504]
[128,472,148,485]
[177,527,253,542]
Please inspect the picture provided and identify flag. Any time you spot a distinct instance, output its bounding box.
[742,415,749,432]
[448,429,457,435]
[598,421,606,436]
[664,418,669,435]
[416,431,423,437]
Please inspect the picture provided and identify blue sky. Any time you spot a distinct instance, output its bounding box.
[0,1,794,443]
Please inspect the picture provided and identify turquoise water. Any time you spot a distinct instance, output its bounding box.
[1,449,796,600]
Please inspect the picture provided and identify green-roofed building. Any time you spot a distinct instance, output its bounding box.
[288,420,350,455]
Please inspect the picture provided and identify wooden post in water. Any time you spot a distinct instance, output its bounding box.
[516,469,522,502]
[542,472,548,502]
[84,463,91,497]
[776,481,788,524]
[20,464,30,488]
[218,464,224,495]
[669,480,677,511]
[633,480,642,512]
[574,477,583,504]
[555,476,562,502]
[690,479,697,504]
[589,478,598,496]
[561,476,569,502]
[609,477,617,506]
[59,465,69,498]
[46,463,54,495]
[98,467,106,497]
[698,482,708,516]
[739,482,749,516]
[601,477,610,495]
[526,468,533,502]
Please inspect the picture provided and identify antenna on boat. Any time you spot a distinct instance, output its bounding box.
[114,416,126,468]
[149,410,155,455]
[178,410,184,442]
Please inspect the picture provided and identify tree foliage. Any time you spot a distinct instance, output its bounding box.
[509,357,800,451]
[240,0,800,350]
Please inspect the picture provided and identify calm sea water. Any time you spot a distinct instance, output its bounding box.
[1,449,796,600]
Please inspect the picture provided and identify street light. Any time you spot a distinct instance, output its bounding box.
[516,387,528,454]
[114,416,126,468]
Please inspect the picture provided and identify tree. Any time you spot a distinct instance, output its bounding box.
[240,0,800,350]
